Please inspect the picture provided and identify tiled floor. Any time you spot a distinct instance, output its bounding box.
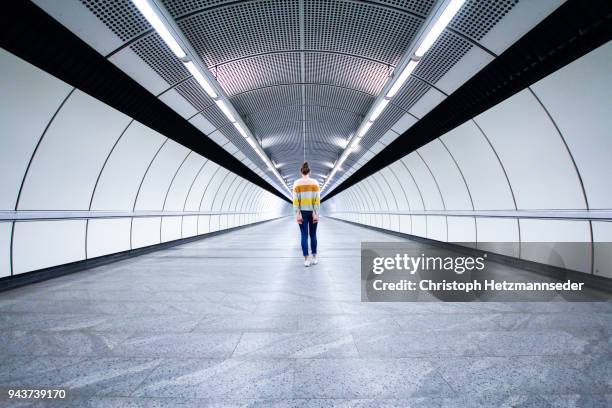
[0,217,610,407]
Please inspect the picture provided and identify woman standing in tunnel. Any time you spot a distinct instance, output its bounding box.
[293,162,321,267]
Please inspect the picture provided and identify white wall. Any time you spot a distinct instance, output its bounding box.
[327,41,612,279]
[0,49,289,276]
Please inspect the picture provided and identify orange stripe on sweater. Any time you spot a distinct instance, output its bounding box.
[294,184,320,193]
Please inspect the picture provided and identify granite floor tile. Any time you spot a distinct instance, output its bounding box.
[0,330,131,357]
[0,217,609,405]
[293,358,455,399]
[111,333,242,358]
[132,358,294,399]
[233,331,358,358]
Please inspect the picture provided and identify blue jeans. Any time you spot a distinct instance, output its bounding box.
[298,210,317,257]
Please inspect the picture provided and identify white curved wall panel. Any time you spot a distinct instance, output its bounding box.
[441,121,515,210]
[530,40,612,209]
[426,216,447,242]
[402,154,444,211]
[592,222,612,279]
[200,168,230,210]
[447,216,476,244]
[163,154,206,211]
[0,223,11,278]
[91,121,166,211]
[184,161,219,211]
[182,216,198,238]
[388,161,424,211]
[519,219,591,274]
[327,42,612,280]
[212,173,239,212]
[87,218,131,258]
[18,90,131,210]
[474,89,585,210]
[0,49,73,210]
[418,140,472,211]
[131,217,162,249]
[475,218,520,258]
[0,48,289,277]
[134,140,190,211]
[161,216,182,243]
[13,220,86,275]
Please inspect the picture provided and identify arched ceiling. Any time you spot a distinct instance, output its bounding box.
[37,0,563,192]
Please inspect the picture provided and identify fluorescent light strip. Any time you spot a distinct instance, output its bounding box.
[415,0,466,58]
[369,98,390,122]
[350,136,362,150]
[183,61,217,98]
[358,121,373,137]
[215,100,235,123]
[387,59,419,98]
[132,0,186,59]
[233,122,248,138]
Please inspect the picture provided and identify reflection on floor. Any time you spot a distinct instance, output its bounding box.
[0,217,610,407]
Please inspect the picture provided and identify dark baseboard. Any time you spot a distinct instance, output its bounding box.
[0,217,286,293]
[328,216,612,293]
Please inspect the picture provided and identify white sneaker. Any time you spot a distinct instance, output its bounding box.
[304,258,311,267]
[311,256,318,265]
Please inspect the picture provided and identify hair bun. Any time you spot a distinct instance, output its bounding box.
[300,162,310,175]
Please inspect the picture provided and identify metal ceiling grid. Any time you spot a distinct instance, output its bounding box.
[177,0,300,68]
[130,34,190,85]
[413,31,473,84]
[304,52,390,96]
[231,85,302,117]
[359,103,406,148]
[304,0,423,65]
[77,0,524,196]
[174,77,215,112]
[216,53,301,96]
[304,85,374,117]
[81,0,149,42]
[372,0,436,16]
[449,0,519,41]
[161,0,235,18]
[201,103,232,129]
[305,106,361,136]
[391,76,431,111]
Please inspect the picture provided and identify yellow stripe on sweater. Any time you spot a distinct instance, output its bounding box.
[293,197,321,206]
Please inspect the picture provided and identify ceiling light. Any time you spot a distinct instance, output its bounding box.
[215,100,235,122]
[386,59,419,98]
[369,98,390,122]
[184,61,218,98]
[132,0,186,59]
[350,136,362,150]
[246,138,256,148]
[415,0,465,58]
[358,121,373,137]
[233,122,248,138]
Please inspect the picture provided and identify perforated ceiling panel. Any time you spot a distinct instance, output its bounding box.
[450,0,519,41]
[178,1,300,68]
[130,34,189,85]
[81,0,149,42]
[304,1,422,65]
[77,0,525,190]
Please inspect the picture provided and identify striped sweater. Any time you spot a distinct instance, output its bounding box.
[293,177,321,215]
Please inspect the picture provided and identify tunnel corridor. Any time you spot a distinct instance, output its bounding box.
[1,0,612,405]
